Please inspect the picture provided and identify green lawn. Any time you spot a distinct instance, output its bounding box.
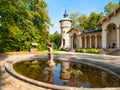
[1,50,60,55]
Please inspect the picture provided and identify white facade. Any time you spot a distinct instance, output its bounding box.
[100,6,120,48]
[67,28,84,49]
[60,6,120,49]
[59,11,72,49]
[67,28,102,49]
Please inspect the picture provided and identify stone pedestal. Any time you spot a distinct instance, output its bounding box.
[47,43,56,67]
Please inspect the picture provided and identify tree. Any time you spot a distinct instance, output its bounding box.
[50,31,61,49]
[104,1,119,15]
[87,12,103,30]
[69,12,103,30]
[69,1,119,30]
[77,14,88,29]
[69,12,80,28]
[0,0,51,52]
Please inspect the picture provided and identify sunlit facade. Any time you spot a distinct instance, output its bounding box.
[60,6,120,49]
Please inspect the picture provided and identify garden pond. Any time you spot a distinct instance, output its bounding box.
[13,59,120,88]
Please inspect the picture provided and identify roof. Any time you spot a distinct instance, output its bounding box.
[99,6,120,25]
[59,18,72,22]
[67,27,85,33]
[82,29,102,34]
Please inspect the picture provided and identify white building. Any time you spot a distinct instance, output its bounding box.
[60,6,120,50]
[100,6,120,49]
[59,10,72,49]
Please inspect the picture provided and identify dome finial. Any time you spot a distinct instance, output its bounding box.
[63,5,68,18]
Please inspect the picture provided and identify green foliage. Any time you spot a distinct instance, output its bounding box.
[24,61,31,65]
[60,47,69,51]
[70,1,119,30]
[77,14,88,29]
[0,0,51,52]
[82,48,87,53]
[86,12,103,30]
[76,48,100,54]
[104,1,119,15]
[44,66,55,71]
[70,12,103,30]
[70,12,80,28]
[50,31,61,50]
[30,60,40,68]
[37,43,48,51]
[68,69,83,76]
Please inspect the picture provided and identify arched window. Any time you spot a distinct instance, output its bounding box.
[63,39,65,46]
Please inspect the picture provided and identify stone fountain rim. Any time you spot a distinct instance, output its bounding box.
[5,57,83,90]
[5,55,120,90]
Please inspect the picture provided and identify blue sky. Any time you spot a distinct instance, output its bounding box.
[45,0,119,34]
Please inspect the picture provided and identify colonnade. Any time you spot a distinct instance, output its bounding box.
[69,24,119,49]
[81,34,101,48]
[102,24,120,48]
[70,33,102,49]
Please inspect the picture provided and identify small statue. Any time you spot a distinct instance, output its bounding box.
[47,43,55,66]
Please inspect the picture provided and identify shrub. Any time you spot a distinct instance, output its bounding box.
[60,47,69,51]
[94,48,100,54]
[37,43,47,51]
[76,48,100,54]
[82,48,87,53]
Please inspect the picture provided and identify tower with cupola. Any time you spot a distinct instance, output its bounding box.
[59,10,72,49]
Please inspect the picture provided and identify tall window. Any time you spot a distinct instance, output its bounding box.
[63,39,65,46]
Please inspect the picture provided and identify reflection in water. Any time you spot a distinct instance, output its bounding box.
[13,60,120,88]
[44,66,55,84]
[60,62,71,80]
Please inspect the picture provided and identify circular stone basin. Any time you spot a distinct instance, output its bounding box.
[13,59,120,88]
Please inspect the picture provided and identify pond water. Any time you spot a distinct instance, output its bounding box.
[13,60,120,88]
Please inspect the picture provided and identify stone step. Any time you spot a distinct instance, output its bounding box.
[107,49,120,56]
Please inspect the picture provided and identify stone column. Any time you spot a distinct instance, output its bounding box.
[71,36,73,49]
[85,36,87,48]
[95,34,98,48]
[102,29,107,48]
[70,36,72,48]
[89,35,92,48]
[117,25,120,48]
[84,36,87,48]
[78,35,80,48]
[76,35,78,48]
[79,36,82,48]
